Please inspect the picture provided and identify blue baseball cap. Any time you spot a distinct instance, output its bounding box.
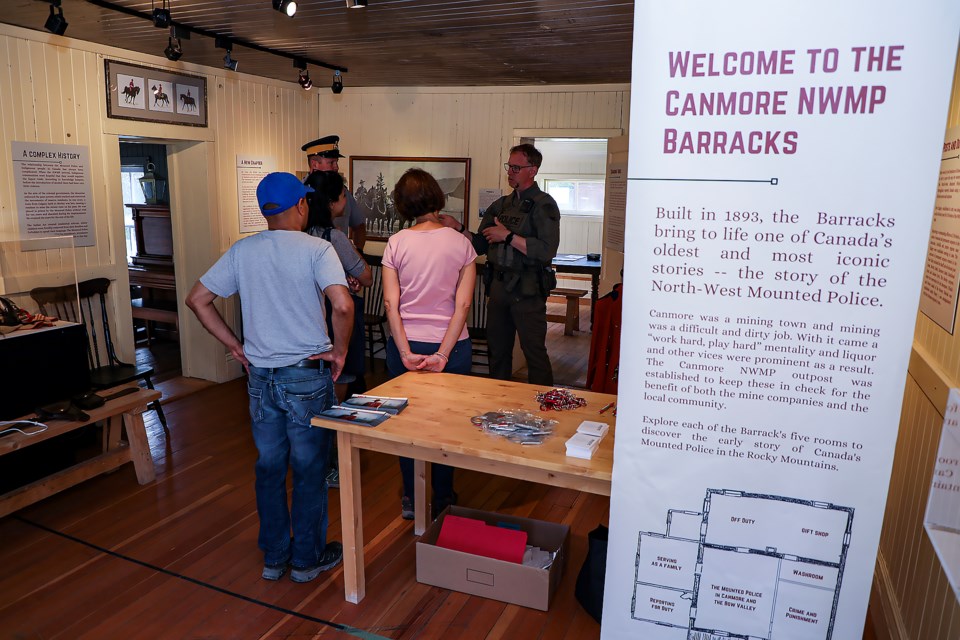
[256,172,314,216]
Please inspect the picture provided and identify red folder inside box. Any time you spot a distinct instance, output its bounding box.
[436,515,528,563]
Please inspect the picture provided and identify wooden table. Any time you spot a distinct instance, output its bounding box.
[311,372,616,604]
[552,255,602,324]
[0,386,160,518]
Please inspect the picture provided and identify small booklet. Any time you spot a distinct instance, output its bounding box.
[316,405,391,427]
[577,420,610,437]
[341,394,409,414]
[566,432,602,460]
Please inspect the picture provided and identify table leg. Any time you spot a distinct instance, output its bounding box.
[590,273,599,329]
[338,431,365,603]
[414,458,427,536]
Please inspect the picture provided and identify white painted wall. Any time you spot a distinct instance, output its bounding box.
[318,85,630,259]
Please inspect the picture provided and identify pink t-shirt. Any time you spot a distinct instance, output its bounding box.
[382,226,478,343]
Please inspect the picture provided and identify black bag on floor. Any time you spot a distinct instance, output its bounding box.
[574,524,608,623]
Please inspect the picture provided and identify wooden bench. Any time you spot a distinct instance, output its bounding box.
[0,386,160,518]
[547,287,588,335]
[131,299,179,344]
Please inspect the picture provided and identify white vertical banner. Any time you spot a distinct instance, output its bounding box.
[603,3,960,640]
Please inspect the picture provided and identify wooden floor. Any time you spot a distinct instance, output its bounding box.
[0,307,880,639]
[0,379,608,639]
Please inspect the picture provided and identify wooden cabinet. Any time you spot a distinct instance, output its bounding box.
[126,204,177,342]
[126,203,173,268]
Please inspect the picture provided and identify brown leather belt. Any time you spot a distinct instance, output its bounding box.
[284,357,329,369]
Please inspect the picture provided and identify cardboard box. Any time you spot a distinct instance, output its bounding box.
[416,505,569,611]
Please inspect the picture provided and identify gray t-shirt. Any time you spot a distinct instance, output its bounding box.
[333,189,365,235]
[200,230,347,368]
[308,226,366,278]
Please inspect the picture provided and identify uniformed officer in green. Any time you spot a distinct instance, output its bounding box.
[440,143,560,384]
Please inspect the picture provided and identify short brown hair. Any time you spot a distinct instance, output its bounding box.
[510,143,543,168]
[392,168,446,222]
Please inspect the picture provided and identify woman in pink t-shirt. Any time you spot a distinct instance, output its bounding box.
[382,168,477,520]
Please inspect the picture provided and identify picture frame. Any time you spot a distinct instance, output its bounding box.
[349,156,471,240]
[104,59,208,127]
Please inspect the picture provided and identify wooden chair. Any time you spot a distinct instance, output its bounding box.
[468,263,490,372]
[30,277,167,429]
[363,263,388,371]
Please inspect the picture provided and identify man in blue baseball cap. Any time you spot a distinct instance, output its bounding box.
[186,171,353,583]
[302,134,367,251]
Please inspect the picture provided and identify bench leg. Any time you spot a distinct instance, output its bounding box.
[564,297,580,335]
[122,407,156,484]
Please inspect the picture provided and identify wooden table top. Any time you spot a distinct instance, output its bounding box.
[312,372,616,487]
[552,255,602,273]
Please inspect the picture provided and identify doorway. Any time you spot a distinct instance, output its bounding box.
[532,137,608,290]
[509,134,617,387]
[119,141,181,382]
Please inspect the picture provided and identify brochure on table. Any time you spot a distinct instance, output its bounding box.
[602,3,960,639]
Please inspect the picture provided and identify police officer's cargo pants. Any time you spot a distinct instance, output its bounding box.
[486,280,554,385]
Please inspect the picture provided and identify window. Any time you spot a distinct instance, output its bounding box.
[121,165,146,263]
[544,178,605,216]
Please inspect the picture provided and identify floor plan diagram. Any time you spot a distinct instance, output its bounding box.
[632,489,854,639]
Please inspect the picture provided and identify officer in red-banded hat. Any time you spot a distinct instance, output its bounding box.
[302,135,366,251]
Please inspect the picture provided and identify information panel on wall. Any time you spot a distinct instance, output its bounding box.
[919,126,960,333]
[603,3,960,639]
[237,155,276,234]
[12,142,94,247]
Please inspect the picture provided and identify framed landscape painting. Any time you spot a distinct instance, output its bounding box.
[349,156,471,240]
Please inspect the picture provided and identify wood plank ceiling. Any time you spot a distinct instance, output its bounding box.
[0,0,635,87]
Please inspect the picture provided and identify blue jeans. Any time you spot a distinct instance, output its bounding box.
[386,337,472,503]
[247,365,335,569]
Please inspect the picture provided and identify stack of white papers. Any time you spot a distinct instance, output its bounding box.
[565,421,610,459]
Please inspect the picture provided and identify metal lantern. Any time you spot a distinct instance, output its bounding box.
[138,157,167,204]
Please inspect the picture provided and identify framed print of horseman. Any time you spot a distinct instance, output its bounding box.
[105,60,208,127]
[349,156,471,240]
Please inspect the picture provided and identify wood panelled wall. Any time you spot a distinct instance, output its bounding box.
[318,85,630,256]
[872,45,960,640]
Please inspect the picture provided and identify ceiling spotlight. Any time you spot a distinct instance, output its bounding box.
[294,58,312,90]
[215,37,238,71]
[345,0,368,8]
[164,36,183,61]
[223,50,239,72]
[298,70,313,90]
[331,69,344,94]
[44,1,68,36]
[152,8,171,29]
[273,0,298,17]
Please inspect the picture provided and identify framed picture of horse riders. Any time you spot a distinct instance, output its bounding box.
[104,60,208,128]
[349,156,471,240]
